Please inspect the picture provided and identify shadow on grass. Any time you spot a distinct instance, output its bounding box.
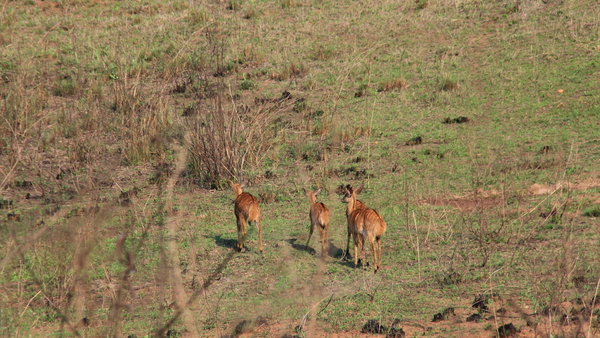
[287,238,346,260]
[329,245,371,269]
[211,235,238,250]
[286,238,308,252]
[210,235,265,253]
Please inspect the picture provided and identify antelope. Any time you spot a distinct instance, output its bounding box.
[303,188,330,258]
[341,185,367,259]
[230,180,262,252]
[343,184,387,273]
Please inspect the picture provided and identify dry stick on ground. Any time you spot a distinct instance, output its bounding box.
[156,251,236,337]
[108,233,136,337]
[18,249,82,337]
[0,225,49,274]
[0,107,49,190]
[588,275,600,338]
[163,145,200,337]
[298,292,334,334]
[412,210,421,283]
[72,233,96,329]
[19,290,43,319]
[156,143,238,336]
[304,255,327,337]
[485,266,504,337]
[1,199,104,334]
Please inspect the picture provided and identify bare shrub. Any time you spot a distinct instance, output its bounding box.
[0,71,49,188]
[111,76,173,165]
[121,105,173,165]
[187,95,286,188]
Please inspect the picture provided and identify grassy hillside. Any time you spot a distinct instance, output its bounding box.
[1,0,600,337]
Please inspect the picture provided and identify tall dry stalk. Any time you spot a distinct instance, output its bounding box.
[187,95,287,188]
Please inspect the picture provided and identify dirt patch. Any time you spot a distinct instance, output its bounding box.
[34,0,62,13]
[231,295,600,338]
[424,176,600,211]
[423,189,504,211]
[528,177,600,195]
[424,196,502,211]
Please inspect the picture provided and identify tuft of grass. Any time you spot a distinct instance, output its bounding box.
[53,76,78,97]
[416,0,428,10]
[583,206,600,217]
[312,45,336,61]
[240,78,255,90]
[280,0,297,9]
[378,78,407,92]
[440,77,458,91]
[271,62,309,81]
[188,8,210,25]
[227,0,242,11]
[243,8,257,19]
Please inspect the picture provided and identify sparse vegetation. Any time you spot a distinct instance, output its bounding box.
[378,78,407,92]
[583,205,600,217]
[1,0,600,337]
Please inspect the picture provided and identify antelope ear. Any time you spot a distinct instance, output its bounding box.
[229,180,235,187]
[355,184,364,194]
[302,188,307,194]
[315,188,322,195]
[241,179,248,188]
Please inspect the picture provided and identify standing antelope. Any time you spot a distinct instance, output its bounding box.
[341,185,367,259]
[230,180,262,252]
[303,188,330,258]
[343,184,387,273]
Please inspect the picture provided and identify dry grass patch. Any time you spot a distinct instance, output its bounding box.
[378,78,407,92]
[270,62,310,81]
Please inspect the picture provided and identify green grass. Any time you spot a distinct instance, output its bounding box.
[1,0,600,337]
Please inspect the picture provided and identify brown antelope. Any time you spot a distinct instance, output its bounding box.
[343,184,387,273]
[341,185,367,259]
[230,180,262,252]
[303,188,330,258]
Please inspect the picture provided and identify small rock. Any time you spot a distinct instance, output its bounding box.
[432,307,455,322]
[466,313,483,322]
[361,319,385,334]
[497,323,517,337]
[405,136,422,146]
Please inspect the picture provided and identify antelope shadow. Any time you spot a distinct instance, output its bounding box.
[286,238,344,259]
[211,235,238,250]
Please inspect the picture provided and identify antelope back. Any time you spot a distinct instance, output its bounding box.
[349,208,385,235]
[305,188,329,226]
[363,209,386,237]
[312,202,329,226]
[354,199,367,211]
[344,199,367,218]
[234,192,260,221]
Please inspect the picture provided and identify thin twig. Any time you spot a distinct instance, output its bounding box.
[19,290,43,318]
[298,293,335,332]
[156,251,236,337]
[588,275,600,338]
